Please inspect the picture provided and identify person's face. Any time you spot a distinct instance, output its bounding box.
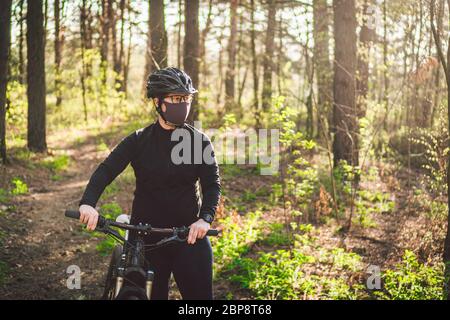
[153,93,193,112]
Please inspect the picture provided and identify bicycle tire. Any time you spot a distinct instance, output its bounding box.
[101,245,123,300]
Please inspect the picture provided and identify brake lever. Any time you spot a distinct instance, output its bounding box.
[96,220,126,242]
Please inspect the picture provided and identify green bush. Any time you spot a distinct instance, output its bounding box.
[376,250,444,300]
[261,223,292,246]
[229,248,363,300]
[211,211,262,275]
[11,177,28,195]
[0,188,10,203]
[41,154,70,172]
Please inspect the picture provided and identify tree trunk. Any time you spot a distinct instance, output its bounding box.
[177,0,183,68]
[109,0,118,87]
[356,0,373,119]
[54,0,62,107]
[430,0,450,300]
[382,0,389,129]
[250,0,260,127]
[123,0,132,98]
[0,0,12,164]
[100,0,110,86]
[261,0,277,112]
[313,0,332,134]
[332,0,358,167]
[80,0,89,123]
[114,0,126,91]
[225,0,238,112]
[18,0,25,84]
[26,0,47,152]
[143,0,167,91]
[199,0,213,89]
[184,0,200,123]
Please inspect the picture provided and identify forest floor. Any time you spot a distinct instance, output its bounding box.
[0,120,446,299]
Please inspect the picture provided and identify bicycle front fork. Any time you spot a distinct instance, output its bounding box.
[146,270,154,299]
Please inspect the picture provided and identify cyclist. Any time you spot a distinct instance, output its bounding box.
[77,67,221,300]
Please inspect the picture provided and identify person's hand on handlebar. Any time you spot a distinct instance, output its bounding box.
[187,218,210,245]
[79,204,99,231]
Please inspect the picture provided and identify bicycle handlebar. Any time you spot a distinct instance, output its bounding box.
[64,210,220,237]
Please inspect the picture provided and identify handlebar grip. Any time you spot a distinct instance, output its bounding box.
[64,209,106,229]
[206,229,220,236]
[65,210,80,219]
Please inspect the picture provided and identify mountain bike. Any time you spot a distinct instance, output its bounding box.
[64,209,220,300]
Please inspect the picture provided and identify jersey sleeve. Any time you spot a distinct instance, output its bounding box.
[78,131,138,208]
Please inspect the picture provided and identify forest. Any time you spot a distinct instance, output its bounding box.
[0,0,450,300]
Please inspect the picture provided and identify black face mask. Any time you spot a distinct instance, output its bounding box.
[159,100,191,127]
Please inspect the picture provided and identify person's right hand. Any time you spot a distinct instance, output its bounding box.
[79,204,99,231]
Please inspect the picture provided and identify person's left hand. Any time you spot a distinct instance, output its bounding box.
[187,218,211,245]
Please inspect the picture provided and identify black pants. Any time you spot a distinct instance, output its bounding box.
[144,236,213,300]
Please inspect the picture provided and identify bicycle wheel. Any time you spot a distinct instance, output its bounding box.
[101,245,123,300]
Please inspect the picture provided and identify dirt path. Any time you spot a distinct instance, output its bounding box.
[0,129,113,299]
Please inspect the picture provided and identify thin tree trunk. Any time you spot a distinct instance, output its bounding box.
[27,0,47,152]
[18,0,25,85]
[277,13,283,96]
[250,0,260,127]
[123,0,132,98]
[313,0,332,135]
[199,0,213,89]
[432,0,445,127]
[100,0,110,87]
[114,0,126,91]
[216,29,225,105]
[0,0,12,164]
[357,0,373,119]
[184,0,200,123]
[225,0,238,112]
[382,0,389,130]
[261,0,277,112]
[177,0,183,68]
[54,0,62,107]
[80,0,89,123]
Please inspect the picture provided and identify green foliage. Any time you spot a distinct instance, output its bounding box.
[229,247,363,300]
[329,248,363,272]
[220,209,364,300]
[41,154,70,172]
[6,81,27,127]
[376,250,444,300]
[95,202,125,256]
[222,113,237,129]
[0,260,9,285]
[11,177,28,195]
[269,96,319,221]
[97,140,109,152]
[428,200,448,221]
[269,183,283,206]
[261,223,292,246]
[411,123,448,197]
[241,190,257,203]
[0,188,10,204]
[211,211,262,275]
[220,164,243,179]
[333,160,361,195]
[230,250,316,299]
[100,202,123,220]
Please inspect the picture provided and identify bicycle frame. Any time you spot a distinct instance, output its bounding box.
[64,209,219,300]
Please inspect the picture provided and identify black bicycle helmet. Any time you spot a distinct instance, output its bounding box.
[146,67,198,99]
